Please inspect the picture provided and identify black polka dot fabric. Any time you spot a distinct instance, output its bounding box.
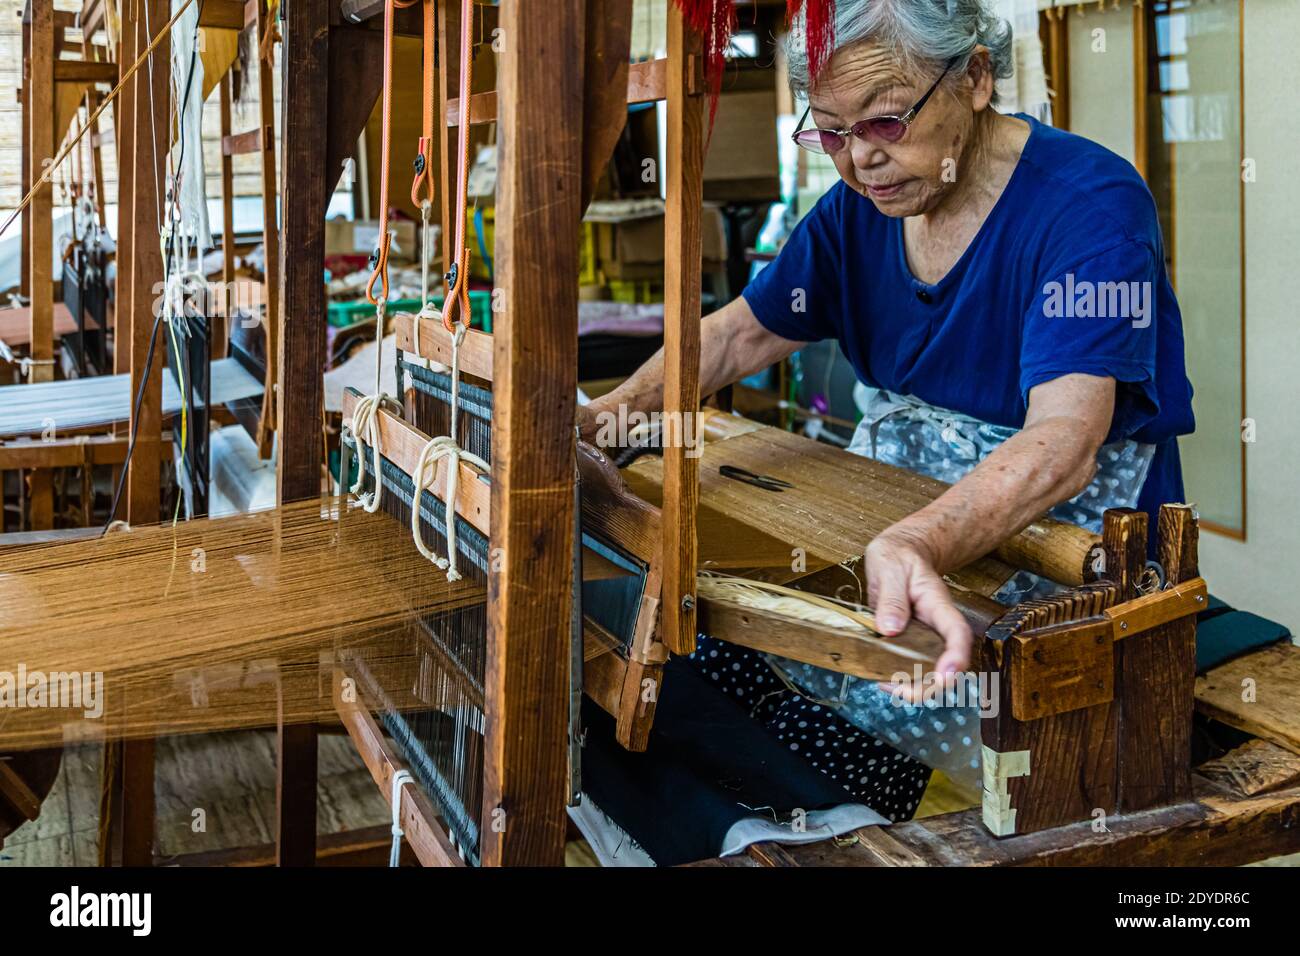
[688,634,930,822]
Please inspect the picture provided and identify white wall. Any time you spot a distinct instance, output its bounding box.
[1067,5,1137,164]
[1199,0,1300,633]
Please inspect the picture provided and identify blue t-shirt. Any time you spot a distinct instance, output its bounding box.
[743,114,1194,540]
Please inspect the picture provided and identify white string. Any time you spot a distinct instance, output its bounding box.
[348,392,398,514]
[410,434,488,581]
[409,201,438,378]
[389,769,415,867]
[448,320,466,439]
[344,253,397,514]
[0,339,57,378]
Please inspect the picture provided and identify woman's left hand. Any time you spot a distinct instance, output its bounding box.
[864,527,973,687]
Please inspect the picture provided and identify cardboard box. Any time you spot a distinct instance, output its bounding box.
[591,201,727,281]
[325,218,419,265]
[703,88,781,202]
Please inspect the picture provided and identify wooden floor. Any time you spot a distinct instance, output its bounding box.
[7,730,1288,868]
[0,729,392,866]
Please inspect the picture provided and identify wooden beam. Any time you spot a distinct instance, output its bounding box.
[325,25,384,192]
[0,434,129,470]
[114,2,137,378]
[334,665,466,867]
[82,37,107,229]
[626,58,666,104]
[27,0,53,387]
[199,0,248,30]
[254,0,281,459]
[445,56,675,131]
[274,0,332,869]
[582,0,632,209]
[436,0,459,277]
[446,90,497,127]
[697,595,942,683]
[221,127,265,156]
[0,760,42,820]
[392,313,495,380]
[125,0,167,526]
[725,742,1300,868]
[217,74,235,359]
[118,0,170,870]
[341,388,491,537]
[479,0,584,867]
[27,0,55,532]
[20,19,30,302]
[0,302,78,345]
[276,14,332,504]
[53,59,118,83]
[658,6,705,657]
[78,0,105,39]
[1044,8,1069,131]
[119,737,155,866]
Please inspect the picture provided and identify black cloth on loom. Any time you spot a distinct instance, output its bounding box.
[580,657,874,867]
[1195,596,1291,673]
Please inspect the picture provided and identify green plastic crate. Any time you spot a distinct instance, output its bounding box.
[327,290,493,332]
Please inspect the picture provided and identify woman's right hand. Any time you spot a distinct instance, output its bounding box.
[576,402,602,445]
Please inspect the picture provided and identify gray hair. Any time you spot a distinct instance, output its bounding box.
[786,0,1014,101]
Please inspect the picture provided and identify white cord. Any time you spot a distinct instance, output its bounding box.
[448,321,466,439]
[347,392,396,513]
[345,300,397,513]
[410,434,488,580]
[389,769,415,867]
[408,201,437,379]
[0,339,56,378]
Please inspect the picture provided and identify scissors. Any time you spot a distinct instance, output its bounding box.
[719,465,795,492]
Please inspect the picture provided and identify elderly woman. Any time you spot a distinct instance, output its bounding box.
[580,0,1193,820]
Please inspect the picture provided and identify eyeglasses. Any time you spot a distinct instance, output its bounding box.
[792,56,959,153]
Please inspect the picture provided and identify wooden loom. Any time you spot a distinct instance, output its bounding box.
[309,0,1300,868]
[2,0,276,534]
[6,0,1295,870]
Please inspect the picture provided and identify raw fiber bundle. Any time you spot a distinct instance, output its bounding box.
[0,499,477,751]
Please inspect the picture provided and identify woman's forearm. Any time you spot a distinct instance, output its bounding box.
[886,416,1101,573]
[583,297,802,436]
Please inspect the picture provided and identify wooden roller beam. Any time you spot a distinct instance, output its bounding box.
[633,418,1100,592]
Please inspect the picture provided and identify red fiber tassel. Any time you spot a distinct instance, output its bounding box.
[671,0,737,132]
[785,0,837,84]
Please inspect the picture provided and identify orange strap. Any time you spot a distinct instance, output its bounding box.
[410,0,437,210]
[441,0,474,333]
[364,0,401,307]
